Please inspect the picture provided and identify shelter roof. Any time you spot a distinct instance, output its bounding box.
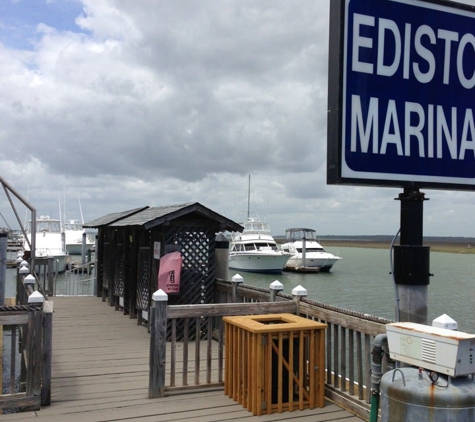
[84,202,242,232]
[83,207,149,228]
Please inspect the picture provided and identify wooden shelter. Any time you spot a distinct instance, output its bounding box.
[83,202,242,325]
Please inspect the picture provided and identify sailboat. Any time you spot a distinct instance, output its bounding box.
[228,176,291,274]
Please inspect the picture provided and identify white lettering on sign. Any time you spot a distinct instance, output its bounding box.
[352,13,475,88]
[350,95,475,160]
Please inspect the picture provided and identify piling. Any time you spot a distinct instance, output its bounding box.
[215,233,229,281]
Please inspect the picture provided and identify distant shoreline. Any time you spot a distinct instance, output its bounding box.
[319,239,475,254]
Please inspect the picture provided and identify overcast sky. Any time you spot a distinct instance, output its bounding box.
[1,0,475,237]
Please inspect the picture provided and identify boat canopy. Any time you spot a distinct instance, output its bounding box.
[285,228,318,241]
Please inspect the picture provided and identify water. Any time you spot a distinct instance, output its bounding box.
[3,247,474,332]
[232,246,475,333]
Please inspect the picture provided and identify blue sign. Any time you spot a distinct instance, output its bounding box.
[328,0,475,189]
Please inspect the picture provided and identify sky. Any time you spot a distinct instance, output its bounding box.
[1,0,475,237]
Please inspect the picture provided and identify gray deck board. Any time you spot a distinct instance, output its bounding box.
[2,296,364,421]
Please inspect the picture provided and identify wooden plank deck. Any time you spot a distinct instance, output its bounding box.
[3,296,364,422]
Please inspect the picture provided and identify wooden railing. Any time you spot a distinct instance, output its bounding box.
[1,270,53,414]
[149,279,392,421]
[148,291,297,398]
[215,280,392,420]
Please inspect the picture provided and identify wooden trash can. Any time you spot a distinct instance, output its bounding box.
[223,313,327,416]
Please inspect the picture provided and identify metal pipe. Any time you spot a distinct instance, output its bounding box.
[0,176,37,269]
[369,334,389,422]
[0,231,7,305]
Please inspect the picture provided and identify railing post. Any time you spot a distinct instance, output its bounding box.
[231,274,243,303]
[149,289,168,398]
[269,280,283,302]
[27,291,45,407]
[18,263,30,304]
[41,300,53,406]
[292,285,307,316]
[22,274,36,305]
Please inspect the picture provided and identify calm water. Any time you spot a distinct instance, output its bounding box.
[4,247,474,332]
[232,246,475,333]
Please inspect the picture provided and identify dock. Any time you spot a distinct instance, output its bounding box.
[3,296,363,422]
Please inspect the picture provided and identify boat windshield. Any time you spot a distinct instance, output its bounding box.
[296,247,324,252]
[232,242,277,252]
[36,220,61,233]
[243,220,271,233]
[255,242,277,251]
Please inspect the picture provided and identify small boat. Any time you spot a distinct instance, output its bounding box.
[64,219,95,255]
[281,228,342,272]
[24,215,68,273]
[229,218,292,274]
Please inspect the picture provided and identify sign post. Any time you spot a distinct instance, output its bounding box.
[328,0,475,323]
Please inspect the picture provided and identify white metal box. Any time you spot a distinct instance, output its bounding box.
[386,322,475,377]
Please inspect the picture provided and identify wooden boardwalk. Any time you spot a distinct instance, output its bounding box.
[3,296,363,422]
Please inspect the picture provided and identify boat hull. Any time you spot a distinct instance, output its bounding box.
[66,242,94,255]
[229,253,291,274]
[284,254,342,273]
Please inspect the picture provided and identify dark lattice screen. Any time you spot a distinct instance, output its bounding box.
[164,225,216,340]
[136,246,150,311]
[102,241,111,290]
[115,241,125,297]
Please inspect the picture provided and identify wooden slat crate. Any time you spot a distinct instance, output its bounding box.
[224,313,327,416]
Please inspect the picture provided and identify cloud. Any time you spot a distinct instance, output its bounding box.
[0,0,474,237]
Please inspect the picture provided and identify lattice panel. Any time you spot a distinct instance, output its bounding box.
[136,247,150,311]
[164,226,216,340]
[115,242,125,297]
[102,241,111,289]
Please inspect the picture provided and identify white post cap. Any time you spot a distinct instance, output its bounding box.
[292,285,307,296]
[270,280,284,291]
[20,260,29,267]
[19,266,30,275]
[24,274,35,285]
[152,289,168,302]
[232,274,244,283]
[28,291,45,304]
[432,313,458,330]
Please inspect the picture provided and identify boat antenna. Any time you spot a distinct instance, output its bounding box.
[78,195,85,225]
[63,185,66,226]
[58,194,63,231]
[247,174,251,220]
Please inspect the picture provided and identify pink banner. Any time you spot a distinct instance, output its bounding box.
[158,251,182,294]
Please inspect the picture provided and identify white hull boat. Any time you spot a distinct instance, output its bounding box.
[64,219,95,255]
[281,228,342,272]
[229,218,291,274]
[24,215,68,273]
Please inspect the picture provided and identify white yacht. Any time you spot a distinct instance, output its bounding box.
[24,215,68,273]
[229,218,291,274]
[64,219,95,255]
[281,228,342,272]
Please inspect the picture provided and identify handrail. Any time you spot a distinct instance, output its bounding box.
[1,269,53,414]
[147,279,392,421]
[214,280,392,420]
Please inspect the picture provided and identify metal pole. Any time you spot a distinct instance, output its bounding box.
[0,231,7,305]
[393,187,431,324]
